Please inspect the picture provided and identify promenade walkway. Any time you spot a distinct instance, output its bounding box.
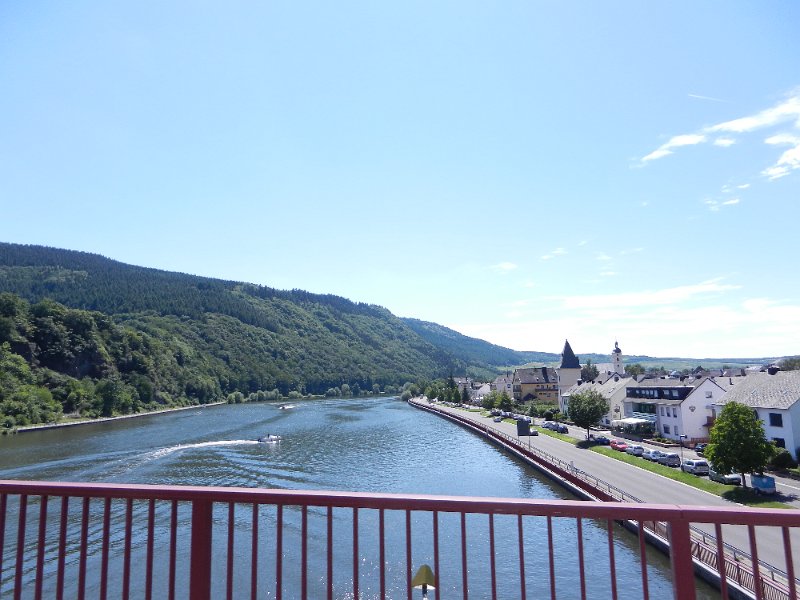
[409,397,800,590]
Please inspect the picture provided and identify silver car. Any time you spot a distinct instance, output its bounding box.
[658,453,681,467]
[708,468,741,485]
[681,459,709,475]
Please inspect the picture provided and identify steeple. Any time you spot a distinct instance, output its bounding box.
[560,339,580,369]
[612,340,624,375]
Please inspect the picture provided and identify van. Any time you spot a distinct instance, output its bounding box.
[681,459,709,475]
[658,453,681,467]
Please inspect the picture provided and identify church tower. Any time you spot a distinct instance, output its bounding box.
[557,340,582,411]
[612,341,624,376]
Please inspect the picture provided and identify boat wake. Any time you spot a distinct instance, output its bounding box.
[145,439,260,461]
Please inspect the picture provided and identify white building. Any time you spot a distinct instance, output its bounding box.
[624,377,729,443]
[714,369,800,459]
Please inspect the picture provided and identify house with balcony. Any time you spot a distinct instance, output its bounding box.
[624,376,730,443]
[512,366,559,403]
[714,368,800,459]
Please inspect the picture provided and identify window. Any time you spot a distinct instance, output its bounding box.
[769,413,783,427]
[672,407,678,418]
[774,437,786,449]
[705,391,712,398]
[663,425,671,435]
[660,406,665,416]
[673,390,679,398]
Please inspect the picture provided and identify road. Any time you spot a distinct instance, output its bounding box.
[413,399,800,580]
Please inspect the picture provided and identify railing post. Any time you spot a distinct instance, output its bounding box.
[190,499,213,600]
[668,517,696,600]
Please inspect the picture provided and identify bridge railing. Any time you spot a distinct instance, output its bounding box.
[2,479,800,600]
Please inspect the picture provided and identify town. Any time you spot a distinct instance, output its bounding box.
[451,340,800,461]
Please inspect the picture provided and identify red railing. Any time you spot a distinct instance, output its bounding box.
[1,479,800,600]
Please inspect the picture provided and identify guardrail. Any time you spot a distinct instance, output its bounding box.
[2,479,800,600]
[413,400,799,600]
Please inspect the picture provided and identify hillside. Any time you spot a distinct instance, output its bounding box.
[0,242,518,425]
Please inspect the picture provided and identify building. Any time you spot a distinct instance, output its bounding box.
[491,372,514,397]
[714,369,800,458]
[512,367,559,403]
[561,373,634,425]
[624,376,729,443]
[557,339,582,399]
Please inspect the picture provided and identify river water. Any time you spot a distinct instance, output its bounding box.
[0,397,717,598]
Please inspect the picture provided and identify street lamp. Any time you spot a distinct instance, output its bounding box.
[412,564,436,599]
[679,434,687,463]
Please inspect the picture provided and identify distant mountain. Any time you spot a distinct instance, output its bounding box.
[402,318,558,369]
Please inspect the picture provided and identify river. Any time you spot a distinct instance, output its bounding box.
[0,397,717,598]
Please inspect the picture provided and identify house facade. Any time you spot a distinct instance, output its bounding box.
[512,367,559,403]
[623,377,728,443]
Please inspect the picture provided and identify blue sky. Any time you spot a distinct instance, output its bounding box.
[2,2,799,360]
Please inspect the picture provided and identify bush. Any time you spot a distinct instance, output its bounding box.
[543,410,554,421]
[769,448,797,470]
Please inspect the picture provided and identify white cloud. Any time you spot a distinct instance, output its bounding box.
[640,90,800,181]
[492,262,518,272]
[704,197,740,211]
[540,248,566,260]
[559,279,740,310]
[708,95,800,134]
[596,253,612,261]
[445,292,800,360]
[688,93,727,103]
[641,134,706,163]
[737,183,750,190]
[599,270,616,277]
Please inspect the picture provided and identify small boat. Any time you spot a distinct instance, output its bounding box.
[257,434,282,443]
[278,404,295,410]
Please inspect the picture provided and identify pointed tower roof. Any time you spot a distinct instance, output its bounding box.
[560,339,580,369]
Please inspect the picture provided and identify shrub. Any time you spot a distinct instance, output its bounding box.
[769,448,797,470]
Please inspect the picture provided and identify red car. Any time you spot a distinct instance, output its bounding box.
[610,439,628,452]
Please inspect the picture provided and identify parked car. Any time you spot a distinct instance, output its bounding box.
[751,474,777,495]
[708,468,741,485]
[625,445,644,456]
[493,416,503,423]
[658,453,681,467]
[610,440,628,452]
[594,435,611,445]
[555,424,569,434]
[530,429,539,436]
[542,421,556,430]
[646,450,666,462]
[694,443,707,456]
[681,459,709,475]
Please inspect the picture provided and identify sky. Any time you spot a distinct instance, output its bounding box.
[1,2,799,360]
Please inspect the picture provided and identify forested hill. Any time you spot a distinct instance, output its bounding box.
[402,318,557,368]
[0,242,533,425]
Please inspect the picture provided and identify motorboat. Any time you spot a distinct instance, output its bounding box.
[257,434,282,443]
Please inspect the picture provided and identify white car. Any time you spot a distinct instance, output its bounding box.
[625,445,644,456]
[681,459,709,475]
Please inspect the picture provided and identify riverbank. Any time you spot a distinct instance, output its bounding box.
[8,401,228,434]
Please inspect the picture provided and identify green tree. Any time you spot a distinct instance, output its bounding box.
[567,389,608,439]
[481,390,498,410]
[581,359,599,382]
[704,402,775,487]
[624,363,645,377]
[495,391,513,412]
[461,386,471,404]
